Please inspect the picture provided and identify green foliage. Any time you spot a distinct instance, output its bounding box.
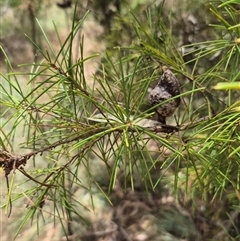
[0,0,240,240]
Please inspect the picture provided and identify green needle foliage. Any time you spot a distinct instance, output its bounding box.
[0,0,240,240]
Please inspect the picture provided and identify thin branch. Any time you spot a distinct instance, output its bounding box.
[18,167,55,188]
[5,174,12,218]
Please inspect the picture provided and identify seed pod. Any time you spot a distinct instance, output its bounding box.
[148,67,180,124]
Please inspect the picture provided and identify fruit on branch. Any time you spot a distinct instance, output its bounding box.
[148,67,180,124]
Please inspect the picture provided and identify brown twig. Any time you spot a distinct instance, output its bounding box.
[18,167,55,188]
